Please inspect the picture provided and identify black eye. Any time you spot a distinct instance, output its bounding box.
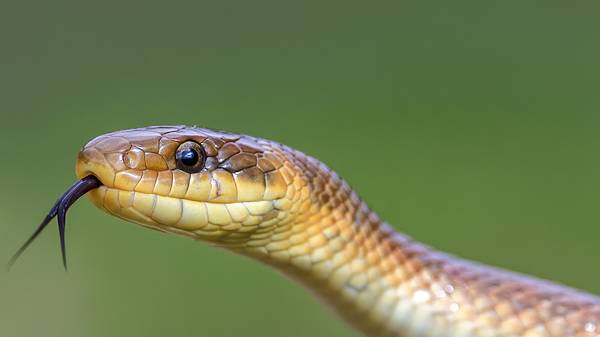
[178,148,199,166]
[176,141,206,173]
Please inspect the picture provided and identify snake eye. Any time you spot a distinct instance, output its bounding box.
[179,149,198,166]
[176,141,206,173]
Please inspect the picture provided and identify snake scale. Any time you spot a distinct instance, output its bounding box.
[13,125,600,337]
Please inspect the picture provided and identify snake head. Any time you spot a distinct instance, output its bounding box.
[11,125,356,269]
[75,125,317,247]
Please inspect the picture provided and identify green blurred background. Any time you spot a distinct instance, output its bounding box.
[1,1,600,336]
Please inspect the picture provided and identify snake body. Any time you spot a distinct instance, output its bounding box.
[73,125,600,337]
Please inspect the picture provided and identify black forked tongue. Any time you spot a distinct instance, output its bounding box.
[8,176,102,271]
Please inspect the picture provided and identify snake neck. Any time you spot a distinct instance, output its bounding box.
[209,148,439,336]
[218,153,434,336]
[237,196,437,336]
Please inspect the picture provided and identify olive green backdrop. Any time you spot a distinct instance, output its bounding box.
[1,1,600,337]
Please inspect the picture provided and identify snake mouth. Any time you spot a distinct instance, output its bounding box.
[8,175,103,270]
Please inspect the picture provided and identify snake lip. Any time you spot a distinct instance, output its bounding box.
[8,175,103,271]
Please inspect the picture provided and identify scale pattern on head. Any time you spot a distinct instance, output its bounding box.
[76,126,363,247]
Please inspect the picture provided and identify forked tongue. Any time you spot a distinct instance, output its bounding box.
[8,176,102,271]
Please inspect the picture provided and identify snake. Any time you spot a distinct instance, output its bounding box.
[10,125,600,337]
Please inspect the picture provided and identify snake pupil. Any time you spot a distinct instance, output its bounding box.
[175,141,205,173]
[178,148,199,166]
